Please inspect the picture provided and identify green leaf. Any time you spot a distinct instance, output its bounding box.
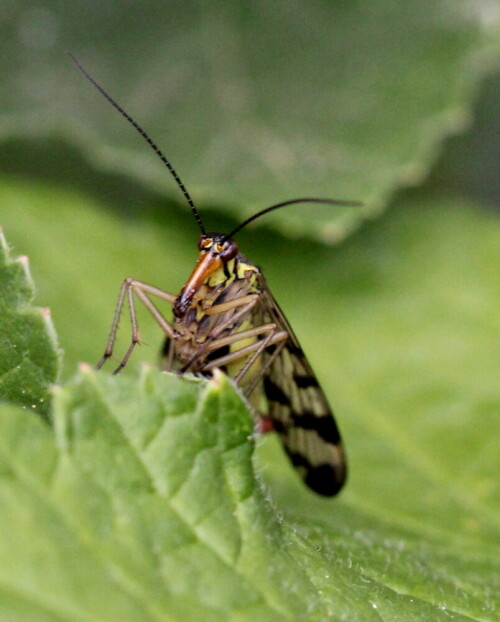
[1,1,499,237]
[0,181,498,619]
[0,368,353,621]
[1,2,499,613]
[0,228,60,420]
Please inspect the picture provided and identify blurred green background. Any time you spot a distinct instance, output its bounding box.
[0,1,499,620]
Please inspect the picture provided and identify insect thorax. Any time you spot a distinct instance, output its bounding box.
[166,254,262,379]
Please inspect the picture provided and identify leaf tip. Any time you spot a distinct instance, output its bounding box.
[78,362,93,374]
[210,367,225,386]
[205,367,242,398]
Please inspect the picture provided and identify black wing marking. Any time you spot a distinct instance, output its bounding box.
[258,276,347,496]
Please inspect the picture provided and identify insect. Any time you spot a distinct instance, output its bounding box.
[71,54,360,496]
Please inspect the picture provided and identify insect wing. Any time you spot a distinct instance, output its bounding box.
[259,280,347,496]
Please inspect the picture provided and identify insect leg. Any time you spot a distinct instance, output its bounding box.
[97,278,177,373]
[96,278,130,369]
[204,324,278,351]
[133,286,176,338]
[178,295,260,373]
[233,328,287,388]
[204,292,290,393]
[242,335,288,398]
[110,282,142,374]
[163,334,175,373]
[202,325,287,389]
[129,281,178,304]
[204,294,259,317]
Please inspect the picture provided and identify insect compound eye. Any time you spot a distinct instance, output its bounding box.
[198,236,213,251]
[219,240,238,261]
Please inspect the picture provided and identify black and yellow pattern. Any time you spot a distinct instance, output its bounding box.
[258,283,347,496]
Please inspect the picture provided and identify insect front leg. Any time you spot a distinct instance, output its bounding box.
[97,278,177,374]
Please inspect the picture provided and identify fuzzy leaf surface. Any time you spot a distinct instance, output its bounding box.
[1,1,499,237]
[0,229,60,419]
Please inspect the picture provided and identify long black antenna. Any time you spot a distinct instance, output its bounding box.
[224,197,362,239]
[68,52,206,234]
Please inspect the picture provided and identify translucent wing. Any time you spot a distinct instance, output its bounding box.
[258,276,347,496]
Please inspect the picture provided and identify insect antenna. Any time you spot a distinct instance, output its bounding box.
[68,52,206,234]
[224,197,363,239]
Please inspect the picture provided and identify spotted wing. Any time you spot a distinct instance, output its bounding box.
[258,277,347,496]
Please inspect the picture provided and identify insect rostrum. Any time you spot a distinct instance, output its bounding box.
[71,53,361,496]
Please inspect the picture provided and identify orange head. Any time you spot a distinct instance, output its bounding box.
[173,234,238,318]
